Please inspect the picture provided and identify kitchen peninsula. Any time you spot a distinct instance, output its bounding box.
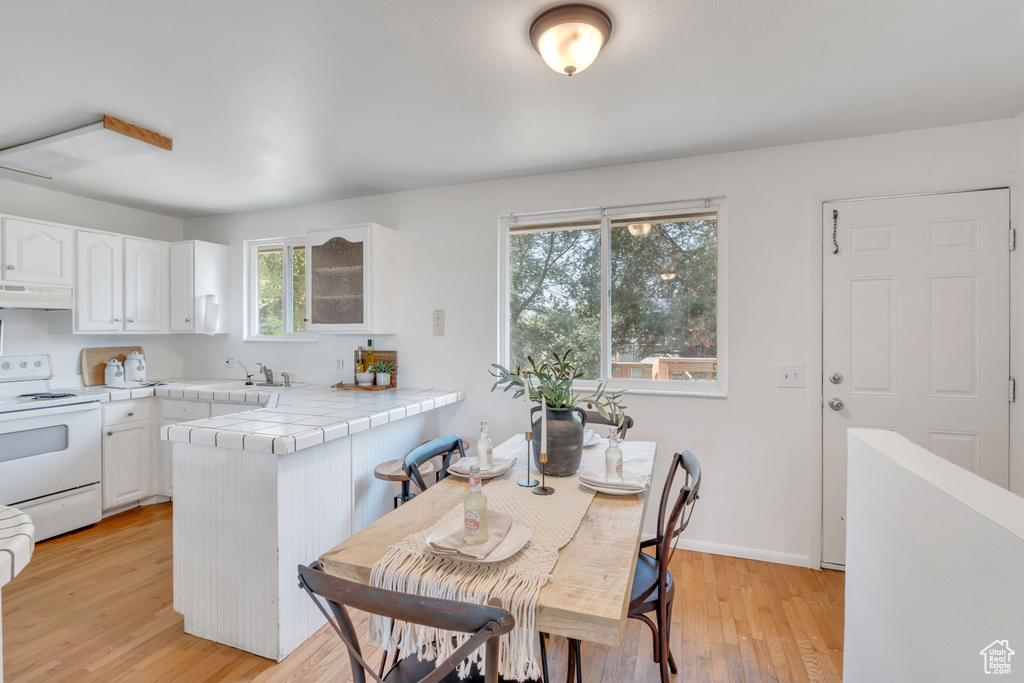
[160,384,464,660]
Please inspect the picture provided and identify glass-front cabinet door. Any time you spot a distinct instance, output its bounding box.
[304,223,398,334]
[306,226,371,332]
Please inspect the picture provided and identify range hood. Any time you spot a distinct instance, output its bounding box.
[0,284,73,310]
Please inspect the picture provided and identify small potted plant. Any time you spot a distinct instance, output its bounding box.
[490,349,625,475]
[370,360,396,387]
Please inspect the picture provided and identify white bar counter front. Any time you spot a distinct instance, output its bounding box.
[160,384,464,661]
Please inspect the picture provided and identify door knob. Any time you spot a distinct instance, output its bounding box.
[829,372,844,385]
[828,398,844,411]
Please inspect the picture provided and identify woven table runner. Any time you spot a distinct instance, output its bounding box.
[368,434,610,681]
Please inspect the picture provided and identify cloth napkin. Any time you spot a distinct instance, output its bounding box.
[449,457,513,476]
[579,466,650,491]
[426,509,515,560]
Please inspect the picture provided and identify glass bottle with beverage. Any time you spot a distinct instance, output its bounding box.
[464,465,489,545]
[355,346,365,373]
[477,420,493,471]
[605,428,623,482]
[365,339,376,368]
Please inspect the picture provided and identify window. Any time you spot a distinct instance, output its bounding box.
[502,200,726,394]
[245,237,309,339]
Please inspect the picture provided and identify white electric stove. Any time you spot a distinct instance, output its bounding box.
[0,355,102,540]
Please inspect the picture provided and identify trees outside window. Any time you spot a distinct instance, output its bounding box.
[248,238,307,338]
[507,208,721,387]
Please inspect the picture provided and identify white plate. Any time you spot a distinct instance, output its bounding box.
[578,480,647,496]
[426,519,532,563]
[448,457,514,479]
[581,430,601,448]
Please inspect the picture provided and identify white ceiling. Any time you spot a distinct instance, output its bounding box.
[2,0,1023,219]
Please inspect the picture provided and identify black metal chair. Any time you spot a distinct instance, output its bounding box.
[628,450,701,683]
[403,434,465,493]
[583,411,634,439]
[298,562,545,683]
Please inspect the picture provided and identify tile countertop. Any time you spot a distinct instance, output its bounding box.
[64,379,278,405]
[158,385,465,455]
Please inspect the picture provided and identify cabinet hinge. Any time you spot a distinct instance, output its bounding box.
[1010,377,1016,403]
[1010,227,1016,251]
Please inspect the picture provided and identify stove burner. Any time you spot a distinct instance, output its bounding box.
[17,392,78,400]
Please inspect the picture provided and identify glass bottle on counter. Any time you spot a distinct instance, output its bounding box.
[477,420,493,470]
[464,465,489,545]
[355,346,365,373]
[605,428,623,482]
[365,339,376,368]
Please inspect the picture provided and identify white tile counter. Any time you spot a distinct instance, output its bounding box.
[158,385,464,455]
[167,383,464,661]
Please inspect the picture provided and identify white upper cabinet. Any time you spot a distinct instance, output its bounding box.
[305,223,397,334]
[3,218,73,286]
[76,231,124,331]
[125,238,168,332]
[170,240,229,333]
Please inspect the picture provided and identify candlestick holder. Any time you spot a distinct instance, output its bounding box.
[519,431,539,487]
[532,450,554,495]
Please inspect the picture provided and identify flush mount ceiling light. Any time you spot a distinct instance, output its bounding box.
[0,115,172,180]
[529,4,612,76]
[627,222,652,236]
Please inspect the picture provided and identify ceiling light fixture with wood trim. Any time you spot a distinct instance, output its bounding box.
[0,115,172,180]
[529,4,612,76]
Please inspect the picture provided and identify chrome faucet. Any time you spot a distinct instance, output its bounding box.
[256,363,273,385]
[281,372,291,388]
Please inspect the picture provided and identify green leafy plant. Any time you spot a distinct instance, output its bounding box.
[490,348,626,426]
[370,360,395,375]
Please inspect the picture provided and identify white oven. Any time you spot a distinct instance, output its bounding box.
[0,355,102,540]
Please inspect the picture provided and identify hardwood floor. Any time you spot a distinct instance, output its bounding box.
[1,503,844,682]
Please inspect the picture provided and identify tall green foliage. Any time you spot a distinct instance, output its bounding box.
[509,219,716,375]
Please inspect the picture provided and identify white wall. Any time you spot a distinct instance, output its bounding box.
[844,429,1024,681]
[184,120,1018,567]
[0,178,185,380]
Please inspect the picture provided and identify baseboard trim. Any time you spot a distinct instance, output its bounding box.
[656,535,812,568]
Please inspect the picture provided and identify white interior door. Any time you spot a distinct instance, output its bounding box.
[822,189,1010,568]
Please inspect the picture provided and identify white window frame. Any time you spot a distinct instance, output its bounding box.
[243,236,317,342]
[499,198,728,397]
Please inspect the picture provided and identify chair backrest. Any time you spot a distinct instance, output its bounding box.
[584,411,634,439]
[650,451,701,598]
[298,562,514,683]
[403,434,465,491]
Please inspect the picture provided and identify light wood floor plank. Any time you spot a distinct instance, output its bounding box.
[1,503,845,682]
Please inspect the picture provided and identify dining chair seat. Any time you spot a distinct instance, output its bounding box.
[629,552,675,612]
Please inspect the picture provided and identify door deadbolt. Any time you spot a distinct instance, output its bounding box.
[828,398,844,411]
[829,372,843,385]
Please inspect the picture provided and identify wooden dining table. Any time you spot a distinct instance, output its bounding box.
[320,436,657,647]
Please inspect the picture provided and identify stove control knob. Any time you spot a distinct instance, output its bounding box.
[34,361,42,367]
[19,362,27,368]
[1,362,9,370]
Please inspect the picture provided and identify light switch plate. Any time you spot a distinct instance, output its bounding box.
[778,363,805,388]
[433,309,445,335]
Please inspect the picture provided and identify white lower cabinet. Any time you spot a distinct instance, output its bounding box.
[102,419,152,510]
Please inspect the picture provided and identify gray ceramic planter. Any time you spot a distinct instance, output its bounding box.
[531,405,588,476]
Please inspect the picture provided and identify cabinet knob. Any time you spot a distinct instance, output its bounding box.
[106,431,113,436]
[185,318,191,323]
[127,318,134,323]
[113,317,121,322]
[6,265,13,270]
[127,412,134,416]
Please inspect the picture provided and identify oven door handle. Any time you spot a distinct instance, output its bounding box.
[0,401,100,423]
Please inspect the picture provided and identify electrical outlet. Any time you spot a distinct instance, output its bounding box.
[337,359,343,370]
[777,364,805,388]
[433,309,445,335]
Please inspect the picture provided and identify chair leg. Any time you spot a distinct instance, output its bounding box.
[631,613,660,663]
[656,599,672,683]
[538,632,550,683]
[570,639,582,683]
[665,600,677,674]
